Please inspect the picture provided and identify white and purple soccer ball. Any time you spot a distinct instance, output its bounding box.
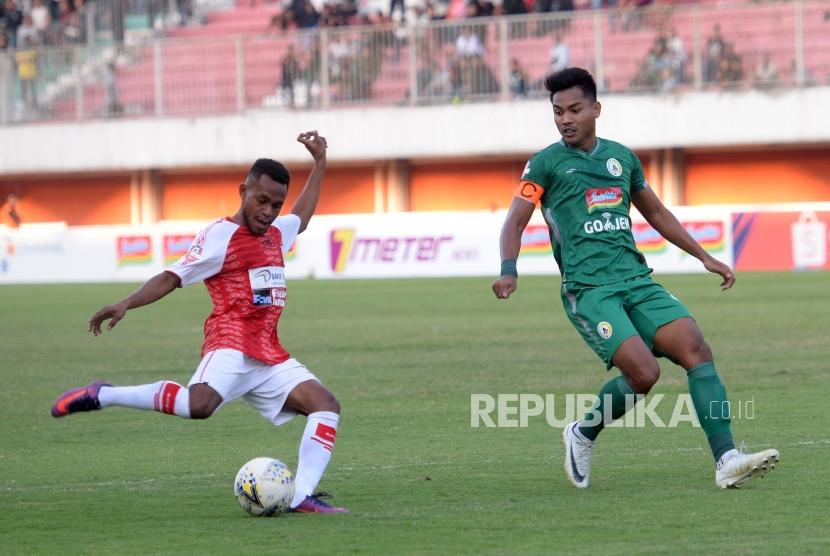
[234,457,295,516]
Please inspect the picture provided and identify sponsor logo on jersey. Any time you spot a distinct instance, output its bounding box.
[520,225,552,256]
[329,229,454,273]
[565,168,577,174]
[163,234,196,265]
[249,266,286,306]
[597,321,613,339]
[249,266,285,288]
[117,236,152,266]
[606,158,623,177]
[585,187,623,213]
[583,212,631,234]
[522,160,531,178]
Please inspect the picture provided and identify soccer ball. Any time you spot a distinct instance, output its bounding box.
[234,457,295,516]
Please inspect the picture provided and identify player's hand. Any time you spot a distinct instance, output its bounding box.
[88,301,129,336]
[492,275,518,299]
[703,256,736,290]
[297,131,327,163]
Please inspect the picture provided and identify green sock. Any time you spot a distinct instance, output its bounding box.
[578,375,638,441]
[687,362,736,461]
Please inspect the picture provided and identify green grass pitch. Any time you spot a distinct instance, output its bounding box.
[1,272,828,554]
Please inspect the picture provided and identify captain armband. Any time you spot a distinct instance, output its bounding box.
[514,180,545,204]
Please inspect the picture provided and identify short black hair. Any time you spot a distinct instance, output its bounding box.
[544,67,597,103]
[247,158,290,187]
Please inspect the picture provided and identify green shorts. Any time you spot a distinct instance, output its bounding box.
[560,275,691,369]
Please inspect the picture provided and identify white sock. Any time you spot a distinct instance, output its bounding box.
[290,411,339,507]
[98,381,191,418]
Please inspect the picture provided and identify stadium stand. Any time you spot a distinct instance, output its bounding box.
[3,1,830,123]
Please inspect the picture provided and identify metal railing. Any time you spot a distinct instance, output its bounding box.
[1,1,827,124]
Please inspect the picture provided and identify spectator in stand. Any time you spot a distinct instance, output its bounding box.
[502,0,527,39]
[16,14,37,47]
[508,58,528,98]
[704,24,726,84]
[502,0,526,17]
[455,26,483,58]
[280,45,301,108]
[753,52,778,89]
[716,44,743,88]
[467,55,499,96]
[58,0,80,44]
[15,36,38,115]
[446,0,467,21]
[390,0,405,23]
[550,33,571,73]
[293,0,319,29]
[3,0,23,48]
[536,0,573,36]
[0,29,8,51]
[30,0,51,44]
[620,0,652,33]
[465,0,489,46]
[104,60,123,116]
[667,27,684,77]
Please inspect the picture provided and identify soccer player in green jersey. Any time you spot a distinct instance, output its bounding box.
[492,67,778,489]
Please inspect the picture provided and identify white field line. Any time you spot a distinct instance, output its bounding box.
[2,439,826,493]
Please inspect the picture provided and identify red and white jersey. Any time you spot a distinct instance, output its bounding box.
[166,215,301,365]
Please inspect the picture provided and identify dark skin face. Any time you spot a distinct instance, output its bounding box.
[232,174,288,235]
[551,85,602,152]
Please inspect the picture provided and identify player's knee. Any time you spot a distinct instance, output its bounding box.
[683,338,713,368]
[320,393,340,415]
[189,399,216,420]
[629,363,660,394]
[694,340,713,363]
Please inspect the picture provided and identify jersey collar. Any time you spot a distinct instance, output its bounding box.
[559,137,602,156]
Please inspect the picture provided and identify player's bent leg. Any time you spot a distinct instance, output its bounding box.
[188,383,223,419]
[654,317,735,462]
[564,337,658,489]
[284,379,340,416]
[577,336,658,440]
[613,335,661,395]
[652,317,712,370]
[653,318,779,487]
[52,380,197,418]
[284,380,347,513]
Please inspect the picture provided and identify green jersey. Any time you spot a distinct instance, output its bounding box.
[520,137,651,286]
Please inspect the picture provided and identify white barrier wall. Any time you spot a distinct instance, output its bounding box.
[2,203,828,284]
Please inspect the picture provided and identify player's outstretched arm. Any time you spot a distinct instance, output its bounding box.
[88,271,181,336]
[291,130,328,233]
[631,186,735,290]
[492,197,535,299]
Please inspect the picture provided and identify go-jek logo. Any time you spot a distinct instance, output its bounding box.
[584,212,631,234]
[585,187,623,213]
[329,228,453,272]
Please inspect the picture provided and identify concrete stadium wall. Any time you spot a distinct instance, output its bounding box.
[2,87,830,175]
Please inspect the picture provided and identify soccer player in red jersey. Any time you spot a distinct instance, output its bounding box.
[52,131,347,513]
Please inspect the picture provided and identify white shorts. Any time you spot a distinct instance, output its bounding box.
[188,349,318,425]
